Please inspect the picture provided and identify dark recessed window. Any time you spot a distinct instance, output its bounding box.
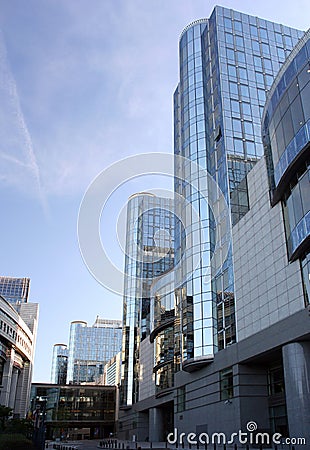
[220,368,234,400]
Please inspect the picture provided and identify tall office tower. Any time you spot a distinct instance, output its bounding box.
[118,7,307,443]
[120,193,175,407]
[0,276,30,306]
[172,6,303,371]
[66,317,122,384]
[51,344,68,384]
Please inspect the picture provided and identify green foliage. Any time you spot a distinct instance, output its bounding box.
[0,406,35,446]
[0,406,13,431]
[0,433,35,450]
[4,418,33,438]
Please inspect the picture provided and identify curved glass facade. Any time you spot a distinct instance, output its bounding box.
[263,30,310,263]
[150,274,181,394]
[66,321,87,383]
[51,344,68,384]
[174,6,302,369]
[121,194,175,405]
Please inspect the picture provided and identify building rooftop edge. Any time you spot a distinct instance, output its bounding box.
[179,18,208,41]
[128,192,156,200]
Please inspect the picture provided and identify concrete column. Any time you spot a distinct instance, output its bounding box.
[8,367,20,409]
[14,362,32,418]
[282,342,310,448]
[149,407,164,442]
[0,348,14,406]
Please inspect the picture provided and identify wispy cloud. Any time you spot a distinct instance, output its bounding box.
[0,28,48,213]
[0,0,308,202]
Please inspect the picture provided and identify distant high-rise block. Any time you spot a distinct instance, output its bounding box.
[65,317,122,384]
[51,344,68,385]
[0,276,30,305]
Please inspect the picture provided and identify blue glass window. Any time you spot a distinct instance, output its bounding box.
[231,100,240,115]
[255,72,264,85]
[232,118,242,133]
[225,33,234,45]
[235,36,244,47]
[227,48,235,61]
[238,67,248,80]
[240,84,249,97]
[234,21,242,32]
[229,82,238,95]
[250,25,258,37]
[228,65,237,77]
[237,51,246,64]
[245,141,256,155]
[224,17,232,29]
[242,103,252,116]
[260,28,268,40]
[252,40,260,53]
[275,32,282,45]
[254,55,262,69]
[234,138,244,153]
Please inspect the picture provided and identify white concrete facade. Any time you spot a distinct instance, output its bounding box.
[0,295,38,417]
[232,157,305,341]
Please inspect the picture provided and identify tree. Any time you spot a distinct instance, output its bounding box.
[0,405,13,431]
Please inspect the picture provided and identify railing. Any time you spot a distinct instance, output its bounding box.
[98,440,298,450]
[51,444,78,450]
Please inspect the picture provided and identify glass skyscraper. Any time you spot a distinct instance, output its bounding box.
[50,344,68,384]
[118,6,308,443]
[121,193,175,406]
[65,317,122,384]
[173,6,303,370]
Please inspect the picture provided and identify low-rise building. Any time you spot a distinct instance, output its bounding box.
[30,383,116,440]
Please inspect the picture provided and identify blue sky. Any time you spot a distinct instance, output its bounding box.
[0,0,309,382]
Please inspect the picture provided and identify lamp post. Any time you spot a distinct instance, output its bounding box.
[32,401,46,450]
